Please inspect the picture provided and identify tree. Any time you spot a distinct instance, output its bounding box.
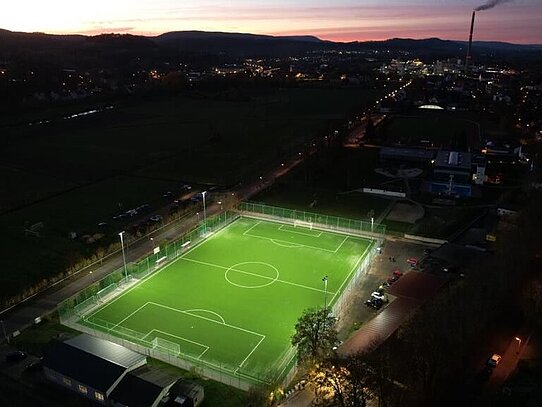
[309,353,374,407]
[292,307,338,367]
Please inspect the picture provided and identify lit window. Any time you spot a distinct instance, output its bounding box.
[63,377,72,386]
[95,392,104,401]
[78,384,88,394]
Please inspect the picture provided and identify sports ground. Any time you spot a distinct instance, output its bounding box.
[81,217,374,383]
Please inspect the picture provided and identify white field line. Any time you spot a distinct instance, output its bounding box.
[328,242,372,306]
[87,217,242,319]
[242,220,262,236]
[334,236,349,253]
[184,309,226,324]
[270,240,304,248]
[181,257,335,295]
[109,302,150,331]
[278,224,322,238]
[148,301,265,339]
[238,335,266,368]
[150,328,210,359]
[244,231,337,253]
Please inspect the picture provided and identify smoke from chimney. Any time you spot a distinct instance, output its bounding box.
[475,0,514,12]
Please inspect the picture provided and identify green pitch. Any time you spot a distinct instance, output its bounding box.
[83,217,373,383]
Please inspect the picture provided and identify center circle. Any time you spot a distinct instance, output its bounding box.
[225,262,279,288]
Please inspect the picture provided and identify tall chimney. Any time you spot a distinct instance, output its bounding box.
[465,10,476,72]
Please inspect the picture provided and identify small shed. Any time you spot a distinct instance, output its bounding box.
[163,381,205,407]
[110,366,179,407]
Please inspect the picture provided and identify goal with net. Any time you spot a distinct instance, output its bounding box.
[293,219,313,230]
[152,336,181,356]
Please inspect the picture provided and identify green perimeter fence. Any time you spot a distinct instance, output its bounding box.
[58,204,386,390]
[237,202,383,317]
[237,201,386,238]
[58,209,295,390]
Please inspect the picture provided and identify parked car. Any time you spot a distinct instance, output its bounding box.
[5,351,27,363]
[364,298,383,310]
[487,354,502,367]
[407,258,418,265]
[387,275,399,285]
[423,248,432,255]
[371,291,388,302]
[392,270,403,278]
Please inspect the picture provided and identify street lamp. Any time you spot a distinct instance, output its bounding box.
[322,276,328,309]
[119,231,128,282]
[515,336,522,355]
[202,191,207,234]
[0,320,9,344]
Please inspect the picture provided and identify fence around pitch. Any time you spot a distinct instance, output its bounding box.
[236,202,383,320]
[57,209,296,389]
[237,201,386,241]
[58,210,239,323]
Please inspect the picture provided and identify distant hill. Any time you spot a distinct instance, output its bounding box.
[0,28,539,60]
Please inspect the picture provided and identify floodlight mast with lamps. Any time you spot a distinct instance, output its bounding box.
[202,191,207,234]
[119,231,128,282]
[322,276,329,309]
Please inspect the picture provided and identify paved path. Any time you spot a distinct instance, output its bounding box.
[0,151,307,341]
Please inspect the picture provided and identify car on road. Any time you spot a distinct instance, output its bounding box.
[487,354,502,367]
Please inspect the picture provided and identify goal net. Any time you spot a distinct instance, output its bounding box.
[152,336,181,356]
[293,219,313,230]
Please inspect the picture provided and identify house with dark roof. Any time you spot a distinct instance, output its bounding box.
[43,334,147,404]
[109,366,179,407]
[163,381,205,407]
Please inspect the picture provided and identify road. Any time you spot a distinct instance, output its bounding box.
[0,149,308,341]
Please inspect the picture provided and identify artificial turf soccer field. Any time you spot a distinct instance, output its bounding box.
[82,216,374,382]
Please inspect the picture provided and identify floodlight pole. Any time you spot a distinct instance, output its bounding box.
[202,191,207,234]
[119,231,128,282]
[323,276,328,309]
[0,320,8,344]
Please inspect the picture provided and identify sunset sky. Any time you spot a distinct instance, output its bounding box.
[1,0,541,44]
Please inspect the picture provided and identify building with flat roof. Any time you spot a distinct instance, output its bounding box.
[430,150,473,197]
[43,334,147,404]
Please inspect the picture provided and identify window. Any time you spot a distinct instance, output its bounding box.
[95,392,104,401]
[78,384,88,394]
[62,377,72,386]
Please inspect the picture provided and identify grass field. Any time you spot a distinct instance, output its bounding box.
[81,216,373,384]
[0,87,385,304]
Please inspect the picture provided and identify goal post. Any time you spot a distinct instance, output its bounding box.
[293,219,313,230]
[152,336,181,356]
